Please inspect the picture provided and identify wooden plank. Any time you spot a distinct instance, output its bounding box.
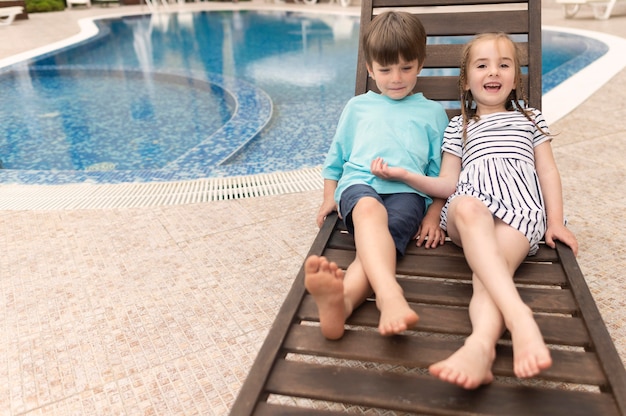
[283,325,606,385]
[416,11,529,36]
[372,0,529,7]
[266,360,621,416]
[424,43,529,68]
[298,297,591,346]
[327,229,560,262]
[322,247,566,286]
[254,402,346,416]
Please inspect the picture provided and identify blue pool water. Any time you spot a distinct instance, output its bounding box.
[0,10,608,185]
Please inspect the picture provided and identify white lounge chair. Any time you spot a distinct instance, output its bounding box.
[556,0,623,19]
[0,6,23,26]
[66,0,91,8]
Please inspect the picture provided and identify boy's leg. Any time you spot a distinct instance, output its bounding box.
[351,196,419,335]
[445,196,552,379]
[305,255,373,340]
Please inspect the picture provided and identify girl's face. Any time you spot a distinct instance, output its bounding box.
[367,58,421,100]
[465,38,517,115]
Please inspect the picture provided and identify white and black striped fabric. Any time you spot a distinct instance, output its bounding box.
[440,109,551,255]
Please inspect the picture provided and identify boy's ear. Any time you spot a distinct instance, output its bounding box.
[366,63,374,78]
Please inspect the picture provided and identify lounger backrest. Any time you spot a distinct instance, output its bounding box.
[355,0,542,119]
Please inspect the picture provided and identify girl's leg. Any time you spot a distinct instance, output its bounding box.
[445,196,551,378]
[351,197,418,335]
[429,275,502,389]
[492,221,552,377]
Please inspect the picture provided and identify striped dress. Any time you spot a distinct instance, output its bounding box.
[440,109,551,256]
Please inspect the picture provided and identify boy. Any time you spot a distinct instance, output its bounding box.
[305,11,448,340]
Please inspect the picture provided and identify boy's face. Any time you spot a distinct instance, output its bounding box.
[367,58,421,100]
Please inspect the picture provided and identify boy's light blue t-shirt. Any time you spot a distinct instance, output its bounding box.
[322,90,448,208]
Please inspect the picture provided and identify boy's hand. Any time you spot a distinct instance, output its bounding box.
[415,197,446,248]
[316,200,338,228]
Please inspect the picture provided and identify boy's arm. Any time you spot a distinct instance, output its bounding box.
[316,179,339,228]
[415,197,446,248]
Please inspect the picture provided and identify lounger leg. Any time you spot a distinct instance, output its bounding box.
[592,0,616,19]
[562,3,581,17]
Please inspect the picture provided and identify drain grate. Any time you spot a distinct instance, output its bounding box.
[0,167,323,210]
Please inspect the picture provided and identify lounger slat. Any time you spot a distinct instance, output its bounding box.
[301,258,577,312]
[367,74,531,102]
[417,11,530,36]
[424,43,529,68]
[328,230,559,262]
[372,0,530,7]
[283,325,606,385]
[298,297,591,346]
[338,274,575,313]
[253,402,346,416]
[322,247,567,285]
[266,360,621,416]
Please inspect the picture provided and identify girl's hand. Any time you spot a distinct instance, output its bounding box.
[544,224,579,256]
[370,157,406,181]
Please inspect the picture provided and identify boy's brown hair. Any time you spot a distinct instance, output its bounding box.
[362,11,427,68]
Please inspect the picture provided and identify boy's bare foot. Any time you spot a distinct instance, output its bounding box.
[304,256,346,340]
[508,309,552,378]
[376,295,419,336]
[429,338,495,389]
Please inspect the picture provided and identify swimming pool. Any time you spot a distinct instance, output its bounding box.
[0,9,610,185]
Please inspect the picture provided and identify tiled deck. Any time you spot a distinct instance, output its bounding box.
[1,1,625,414]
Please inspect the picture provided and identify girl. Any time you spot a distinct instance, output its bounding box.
[370,32,579,389]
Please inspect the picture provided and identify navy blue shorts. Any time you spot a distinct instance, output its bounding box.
[339,184,426,256]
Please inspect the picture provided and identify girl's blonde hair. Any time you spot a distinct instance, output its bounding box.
[458,33,546,140]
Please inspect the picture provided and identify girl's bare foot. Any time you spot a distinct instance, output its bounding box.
[429,338,495,389]
[508,309,552,378]
[304,256,346,340]
[376,295,419,336]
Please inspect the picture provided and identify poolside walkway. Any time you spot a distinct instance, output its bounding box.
[1,1,625,414]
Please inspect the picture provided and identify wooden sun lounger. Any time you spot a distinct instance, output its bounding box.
[230,0,626,414]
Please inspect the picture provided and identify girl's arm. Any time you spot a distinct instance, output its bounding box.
[370,152,461,199]
[415,197,446,248]
[534,141,579,255]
